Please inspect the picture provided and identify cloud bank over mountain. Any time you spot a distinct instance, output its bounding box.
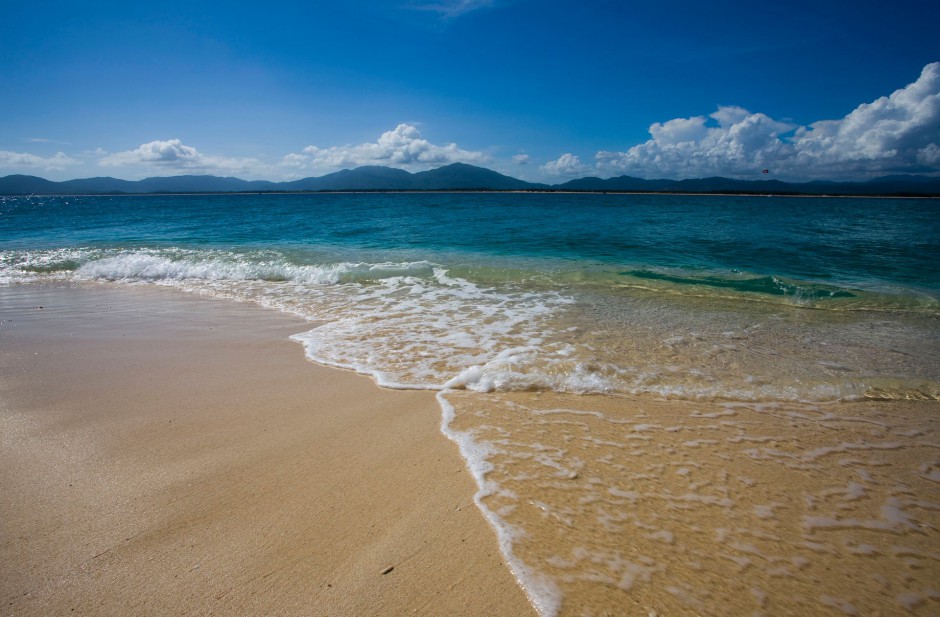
[540,153,588,177]
[0,150,76,172]
[590,62,940,180]
[286,124,489,173]
[99,139,265,176]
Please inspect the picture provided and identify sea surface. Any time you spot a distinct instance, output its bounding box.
[2,192,939,615]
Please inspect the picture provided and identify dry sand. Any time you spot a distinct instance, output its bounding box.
[0,283,536,616]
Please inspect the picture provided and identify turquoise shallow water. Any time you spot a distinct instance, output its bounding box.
[1,192,938,400]
[2,192,938,300]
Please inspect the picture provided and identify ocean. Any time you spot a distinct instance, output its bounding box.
[2,192,938,615]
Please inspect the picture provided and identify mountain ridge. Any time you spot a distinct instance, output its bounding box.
[1,163,938,196]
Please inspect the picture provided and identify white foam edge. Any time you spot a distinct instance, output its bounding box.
[289,328,562,614]
[289,329,442,391]
[437,390,562,617]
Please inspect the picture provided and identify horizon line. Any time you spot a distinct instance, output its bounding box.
[3,161,940,188]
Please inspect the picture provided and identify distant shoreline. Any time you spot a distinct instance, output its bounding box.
[4,189,939,199]
[3,163,939,198]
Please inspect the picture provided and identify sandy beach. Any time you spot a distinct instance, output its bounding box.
[0,283,535,616]
[2,195,938,616]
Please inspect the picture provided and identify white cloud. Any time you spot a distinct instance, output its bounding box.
[0,150,77,171]
[918,142,940,166]
[280,152,310,169]
[100,139,199,166]
[648,115,711,145]
[597,108,796,178]
[98,139,263,176]
[409,0,495,17]
[540,153,589,177]
[288,124,488,172]
[791,63,940,175]
[598,62,940,180]
[512,153,530,165]
[20,137,72,145]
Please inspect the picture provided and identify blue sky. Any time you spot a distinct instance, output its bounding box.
[2,0,938,182]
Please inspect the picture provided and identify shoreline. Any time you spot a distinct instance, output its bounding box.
[3,281,937,615]
[0,282,536,616]
[5,190,940,199]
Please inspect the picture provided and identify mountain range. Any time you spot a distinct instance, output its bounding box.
[2,163,939,196]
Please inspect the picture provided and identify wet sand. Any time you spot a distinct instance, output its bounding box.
[445,390,940,616]
[0,283,536,616]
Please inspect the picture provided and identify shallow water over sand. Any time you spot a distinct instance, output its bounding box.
[444,391,940,616]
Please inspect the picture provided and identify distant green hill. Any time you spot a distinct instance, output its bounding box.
[411,162,542,190]
[1,165,938,196]
[555,174,940,196]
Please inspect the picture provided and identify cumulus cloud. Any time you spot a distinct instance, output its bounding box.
[280,152,310,169]
[512,153,531,165]
[598,62,940,180]
[100,139,199,166]
[540,153,589,177]
[99,139,263,176]
[791,63,940,175]
[0,150,77,171]
[287,124,488,171]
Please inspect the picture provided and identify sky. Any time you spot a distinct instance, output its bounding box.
[1,0,939,183]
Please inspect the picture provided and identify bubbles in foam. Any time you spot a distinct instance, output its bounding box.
[289,267,571,390]
[4,246,939,403]
[444,391,940,616]
[0,247,575,391]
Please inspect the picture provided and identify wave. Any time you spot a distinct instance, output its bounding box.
[2,247,937,403]
[610,268,938,314]
[1,247,441,285]
[624,269,856,300]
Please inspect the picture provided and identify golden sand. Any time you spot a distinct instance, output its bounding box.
[0,284,535,616]
[4,282,937,616]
